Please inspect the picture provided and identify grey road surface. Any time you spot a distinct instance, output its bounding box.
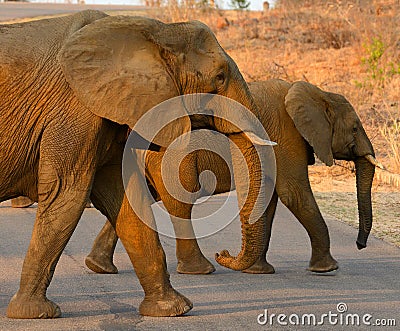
[0,196,399,330]
[0,2,145,22]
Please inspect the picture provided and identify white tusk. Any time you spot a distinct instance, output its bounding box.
[365,154,385,170]
[245,131,277,146]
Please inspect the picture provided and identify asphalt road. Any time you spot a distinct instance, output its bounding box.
[0,2,145,22]
[0,196,399,330]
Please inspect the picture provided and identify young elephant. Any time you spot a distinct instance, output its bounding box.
[0,11,273,318]
[85,79,379,275]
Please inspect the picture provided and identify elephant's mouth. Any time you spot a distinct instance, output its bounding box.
[333,152,355,161]
[130,131,162,151]
[189,114,216,130]
[189,114,275,146]
[333,151,384,170]
[334,154,354,161]
[333,144,357,161]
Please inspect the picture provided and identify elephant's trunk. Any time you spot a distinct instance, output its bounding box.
[215,133,268,270]
[211,60,273,270]
[355,156,375,249]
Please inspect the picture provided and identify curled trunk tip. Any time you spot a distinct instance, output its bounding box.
[215,249,256,271]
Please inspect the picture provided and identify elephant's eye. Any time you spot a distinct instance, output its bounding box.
[215,72,225,86]
[352,126,358,134]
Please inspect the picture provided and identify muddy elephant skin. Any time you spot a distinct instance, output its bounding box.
[0,11,271,318]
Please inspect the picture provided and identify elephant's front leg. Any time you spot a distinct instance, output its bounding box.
[278,178,338,273]
[90,164,192,317]
[242,190,278,274]
[169,202,216,275]
[292,194,338,272]
[7,166,91,318]
[117,198,193,316]
[150,152,215,275]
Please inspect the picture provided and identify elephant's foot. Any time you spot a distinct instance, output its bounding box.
[11,197,34,208]
[7,292,61,319]
[177,256,215,275]
[308,255,338,273]
[242,259,275,274]
[139,288,193,317]
[85,254,118,274]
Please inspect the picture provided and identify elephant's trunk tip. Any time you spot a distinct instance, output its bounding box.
[214,250,234,267]
[356,230,369,250]
[215,250,254,271]
[356,241,366,250]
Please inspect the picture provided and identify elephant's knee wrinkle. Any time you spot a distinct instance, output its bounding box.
[278,192,297,211]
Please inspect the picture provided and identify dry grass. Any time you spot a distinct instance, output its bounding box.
[379,107,400,172]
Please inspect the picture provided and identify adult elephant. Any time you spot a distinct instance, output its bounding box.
[86,79,379,275]
[0,11,273,318]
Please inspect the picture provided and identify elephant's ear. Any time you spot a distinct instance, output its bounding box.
[58,15,190,147]
[285,81,334,166]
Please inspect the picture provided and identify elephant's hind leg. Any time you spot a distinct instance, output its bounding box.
[7,170,91,318]
[90,164,192,317]
[172,204,215,275]
[85,220,118,274]
[155,175,215,274]
[7,116,98,319]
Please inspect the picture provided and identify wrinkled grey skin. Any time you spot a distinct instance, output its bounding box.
[1,11,270,318]
[86,79,377,275]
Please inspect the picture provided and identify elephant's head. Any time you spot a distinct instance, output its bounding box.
[285,81,378,249]
[58,14,270,270]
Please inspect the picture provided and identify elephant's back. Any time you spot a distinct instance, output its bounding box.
[249,79,291,111]
[248,79,291,138]
[0,10,109,135]
[0,10,108,87]
[0,11,108,201]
